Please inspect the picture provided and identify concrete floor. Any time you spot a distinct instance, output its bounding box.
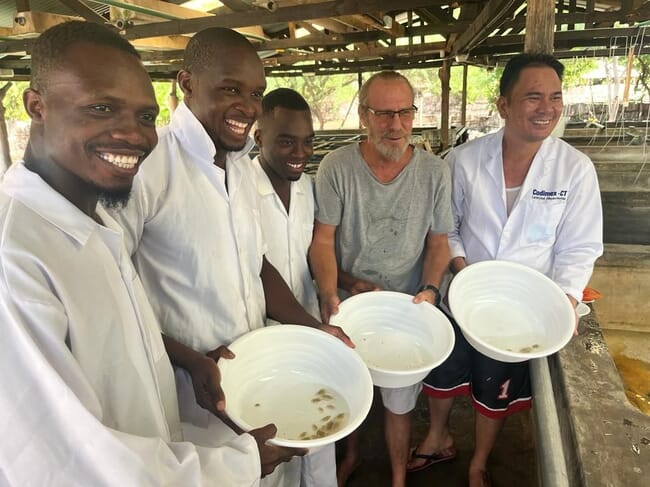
[344,389,537,487]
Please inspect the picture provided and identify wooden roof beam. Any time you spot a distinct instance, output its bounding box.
[217,0,257,11]
[350,13,405,36]
[333,15,370,31]
[295,21,322,35]
[59,0,107,23]
[263,40,446,65]
[416,6,455,25]
[626,0,650,23]
[122,0,441,39]
[310,18,355,34]
[101,0,212,20]
[451,0,523,54]
[12,12,83,37]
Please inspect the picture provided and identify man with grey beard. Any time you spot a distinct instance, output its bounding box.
[309,71,453,487]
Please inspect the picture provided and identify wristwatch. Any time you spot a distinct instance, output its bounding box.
[416,284,441,306]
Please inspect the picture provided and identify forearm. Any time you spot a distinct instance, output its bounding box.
[261,258,322,327]
[309,239,339,298]
[419,234,451,288]
[449,256,467,275]
[162,334,204,371]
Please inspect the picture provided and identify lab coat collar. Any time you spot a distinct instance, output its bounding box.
[2,162,119,248]
[485,128,557,185]
[170,102,254,169]
[484,128,506,190]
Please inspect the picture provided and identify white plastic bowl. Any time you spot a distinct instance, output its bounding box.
[449,260,575,363]
[329,291,455,388]
[220,325,373,449]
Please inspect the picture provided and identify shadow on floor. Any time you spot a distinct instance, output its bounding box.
[344,389,537,487]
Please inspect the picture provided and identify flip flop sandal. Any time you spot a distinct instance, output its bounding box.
[406,445,457,473]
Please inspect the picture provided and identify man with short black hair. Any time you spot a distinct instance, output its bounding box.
[0,20,289,486]
[110,27,350,487]
[418,53,603,487]
[244,87,337,487]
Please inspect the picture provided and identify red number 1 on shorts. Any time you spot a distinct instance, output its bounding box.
[497,379,511,400]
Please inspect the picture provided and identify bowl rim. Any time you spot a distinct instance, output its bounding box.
[333,290,456,375]
[448,260,575,361]
[219,324,374,448]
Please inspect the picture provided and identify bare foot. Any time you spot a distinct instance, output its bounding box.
[336,453,361,487]
[469,468,491,487]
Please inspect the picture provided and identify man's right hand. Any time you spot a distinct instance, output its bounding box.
[188,345,235,416]
[249,424,307,477]
[319,293,341,324]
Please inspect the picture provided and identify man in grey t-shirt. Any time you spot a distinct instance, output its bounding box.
[309,71,453,487]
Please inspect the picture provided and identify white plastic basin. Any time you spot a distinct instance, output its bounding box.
[330,291,455,388]
[220,325,373,449]
[449,260,575,363]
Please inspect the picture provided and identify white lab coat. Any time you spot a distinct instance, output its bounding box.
[245,157,320,321]
[244,158,337,487]
[448,129,603,301]
[110,103,298,486]
[0,163,260,486]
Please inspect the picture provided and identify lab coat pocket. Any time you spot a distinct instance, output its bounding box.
[520,201,565,246]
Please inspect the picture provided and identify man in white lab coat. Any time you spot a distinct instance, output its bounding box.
[109,28,350,487]
[414,54,603,487]
[0,21,298,486]
[244,88,337,487]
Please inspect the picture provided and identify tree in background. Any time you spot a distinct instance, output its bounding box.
[267,74,357,129]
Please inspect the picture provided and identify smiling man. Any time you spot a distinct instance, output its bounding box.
[243,88,336,487]
[0,20,297,486]
[309,71,453,487]
[418,53,603,487]
[109,28,350,487]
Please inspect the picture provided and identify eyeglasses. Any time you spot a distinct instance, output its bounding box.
[364,105,418,122]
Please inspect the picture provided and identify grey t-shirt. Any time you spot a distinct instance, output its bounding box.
[314,143,453,294]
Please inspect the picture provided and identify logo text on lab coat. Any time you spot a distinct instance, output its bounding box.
[532,188,568,200]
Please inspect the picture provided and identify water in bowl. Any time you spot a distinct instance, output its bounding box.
[239,377,350,441]
[353,327,435,371]
[467,305,546,352]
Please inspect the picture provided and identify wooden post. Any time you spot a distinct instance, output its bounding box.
[622,46,635,106]
[524,0,556,53]
[358,71,363,130]
[439,58,451,151]
[461,64,468,127]
[0,82,13,173]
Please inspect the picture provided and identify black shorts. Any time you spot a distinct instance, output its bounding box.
[422,317,532,419]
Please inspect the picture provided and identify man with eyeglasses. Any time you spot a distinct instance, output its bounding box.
[309,71,453,487]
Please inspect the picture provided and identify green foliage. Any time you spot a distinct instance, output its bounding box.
[1,81,30,121]
[152,81,179,126]
[403,65,500,104]
[562,57,599,87]
[266,74,358,129]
